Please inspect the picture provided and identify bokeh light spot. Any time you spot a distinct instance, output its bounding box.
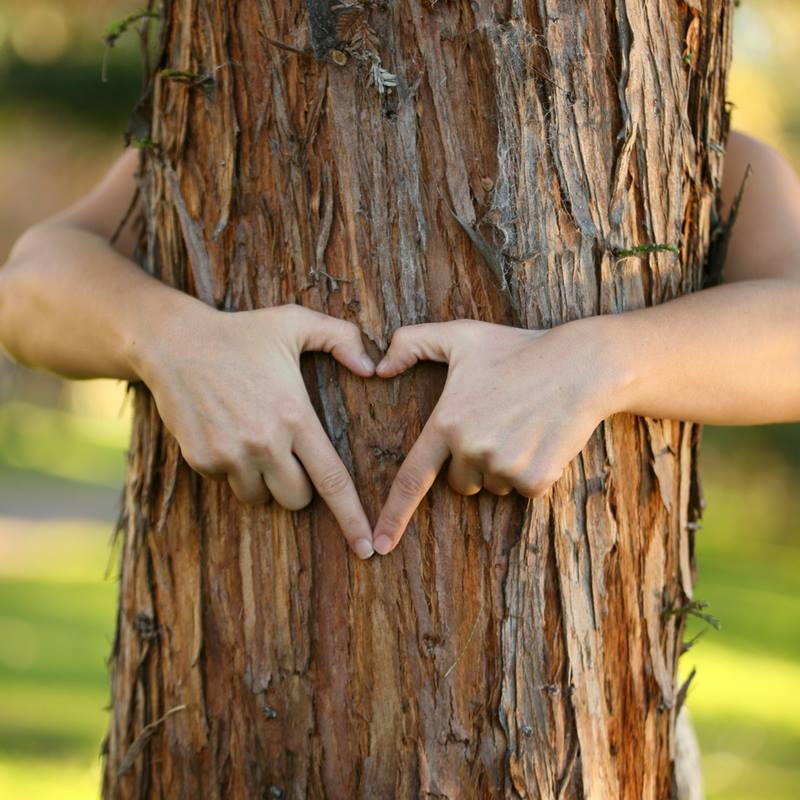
[10,4,70,65]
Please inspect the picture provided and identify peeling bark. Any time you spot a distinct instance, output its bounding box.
[103,1,732,797]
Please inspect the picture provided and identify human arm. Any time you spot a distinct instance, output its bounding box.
[0,149,377,559]
[370,131,800,555]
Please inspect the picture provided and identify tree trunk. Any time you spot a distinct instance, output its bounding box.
[103,1,732,797]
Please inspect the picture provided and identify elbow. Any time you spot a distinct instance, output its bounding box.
[0,236,39,367]
[0,259,18,364]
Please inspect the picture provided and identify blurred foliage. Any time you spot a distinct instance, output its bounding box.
[0,1,799,798]
[0,53,142,131]
[0,0,145,260]
[728,0,800,167]
[0,1,144,131]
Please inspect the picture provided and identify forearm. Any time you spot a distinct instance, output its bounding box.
[585,278,800,425]
[0,222,201,381]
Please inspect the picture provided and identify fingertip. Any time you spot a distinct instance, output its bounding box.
[373,534,394,556]
[341,353,375,378]
[359,354,376,375]
[332,349,375,377]
[375,359,393,378]
[353,537,375,560]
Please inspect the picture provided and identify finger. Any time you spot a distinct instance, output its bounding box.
[261,452,314,511]
[372,425,450,555]
[513,466,561,499]
[292,413,375,560]
[291,306,375,377]
[447,455,483,495]
[375,323,455,378]
[228,469,271,505]
[483,474,514,496]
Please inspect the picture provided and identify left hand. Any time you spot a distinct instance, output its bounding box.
[371,318,621,555]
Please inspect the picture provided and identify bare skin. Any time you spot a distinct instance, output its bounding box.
[371,132,800,554]
[0,151,377,560]
[1,133,799,559]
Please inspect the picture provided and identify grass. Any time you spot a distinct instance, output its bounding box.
[0,398,798,798]
[0,400,128,488]
[0,519,116,799]
[679,428,800,799]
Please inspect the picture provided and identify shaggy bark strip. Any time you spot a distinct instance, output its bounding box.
[103,1,732,797]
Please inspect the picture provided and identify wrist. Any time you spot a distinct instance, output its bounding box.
[556,313,643,420]
[125,286,215,385]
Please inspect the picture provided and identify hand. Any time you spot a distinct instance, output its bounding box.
[371,318,620,555]
[136,302,377,559]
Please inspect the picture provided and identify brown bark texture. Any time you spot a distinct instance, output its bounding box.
[103,1,733,798]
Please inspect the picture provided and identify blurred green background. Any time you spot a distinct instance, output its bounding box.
[0,1,798,797]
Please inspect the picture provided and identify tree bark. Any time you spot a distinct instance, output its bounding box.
[103,1,732,797]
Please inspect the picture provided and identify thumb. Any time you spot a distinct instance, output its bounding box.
[376,323,454,378]
[293,307,375,377]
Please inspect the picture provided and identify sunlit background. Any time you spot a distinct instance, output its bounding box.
[0,2,798,797]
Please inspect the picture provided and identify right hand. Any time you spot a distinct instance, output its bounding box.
[136,302,376,559]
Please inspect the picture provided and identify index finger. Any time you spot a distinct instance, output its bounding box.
[292,412,375,560]
[372,424,450,555]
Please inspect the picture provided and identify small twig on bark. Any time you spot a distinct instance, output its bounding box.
[680,629,706,655]
[663,599,721,631]
[118,705,187,776]
[443,602,484,679]
[675,666,697,714]
[164,164,217,305]
[264,34,313,56]
[705,163,752,287]
[556,735,580,800]
[109,185,141,248]
[102,9,159,82]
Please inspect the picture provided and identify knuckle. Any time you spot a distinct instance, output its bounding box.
[234,487,262,506]
[483,452,507,476]
[179,443,201,469]
[380,510,406,532]
[317,468,351,497]
[278,480,314,511]
[341,319,361,339]
[183,442,231,475]
[246,491,269,506]
[518,468,560,498]
[282,489,313,511]
[450,319,480,343]
[462,438,494,464]
[280,302,302,318]
[538,465,562,488]
[394,468,425,499]
[279,402,305,430]
[390,326,412,347]
[516,481,542,499]
[448,475,480,496]
[488,453,527,480]
[241,431,275,459]
[276,303,306,329]
[432,410,460,440]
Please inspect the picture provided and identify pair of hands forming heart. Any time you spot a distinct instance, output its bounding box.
[141,303,620,560]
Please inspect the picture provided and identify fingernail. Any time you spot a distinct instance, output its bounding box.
[373,535,393,555]
[361,356,376,373]
[353,537,375,560]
